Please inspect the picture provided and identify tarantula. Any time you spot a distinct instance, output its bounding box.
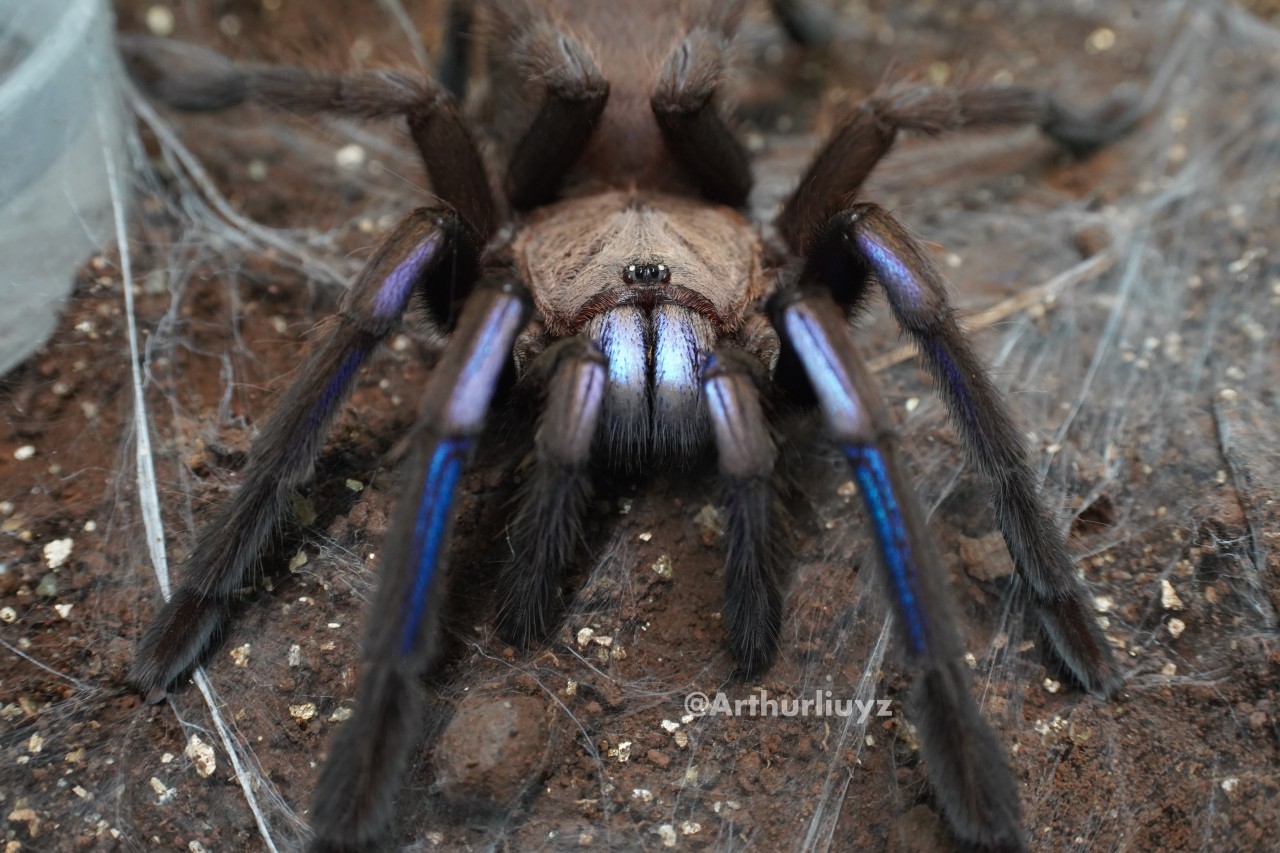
[125,1,1134,849]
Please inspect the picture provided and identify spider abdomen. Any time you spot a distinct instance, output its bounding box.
[585,303,714,464]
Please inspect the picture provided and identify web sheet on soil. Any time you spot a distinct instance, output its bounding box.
[7,2,1280,851]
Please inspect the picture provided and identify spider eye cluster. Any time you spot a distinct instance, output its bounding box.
[622,262,671,284]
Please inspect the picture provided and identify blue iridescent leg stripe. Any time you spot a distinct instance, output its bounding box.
[843,444,928,657]
[816,202,1122,697]
[311,281,529,848]
[770,289,1022,847]
[129,208,468,699]
[398,437,472,656]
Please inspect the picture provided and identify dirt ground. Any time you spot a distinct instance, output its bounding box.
[3,1,1279,851]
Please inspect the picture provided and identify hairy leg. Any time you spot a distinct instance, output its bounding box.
[495,337,606,647]
[803,201,1122,697]
[770,0,836,48]
[771,290,1022,849]
[778,82,1139,251]
[651,26,753,207]
[129,210,477,699]
[501,22,609,209]
[120,36,498,240]
[309,280,530,851]
[703,347,790,675]
[437,0,474,99]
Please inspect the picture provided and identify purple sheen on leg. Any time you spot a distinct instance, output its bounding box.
[855,232,928,313]
[304,345,367,436]
[371,233,443,320]
[924,339,982,445]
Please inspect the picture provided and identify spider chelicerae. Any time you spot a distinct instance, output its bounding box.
[124,1,1135,849]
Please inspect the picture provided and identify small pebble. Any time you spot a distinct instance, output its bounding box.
[290,703,317,723]
[335,143,367,168]
[609,741,632,762]
[186,734,216,778]
[145,5,175,36]
[651,554,673,580]
[149,777,174,801]
[1086,27,1116,53]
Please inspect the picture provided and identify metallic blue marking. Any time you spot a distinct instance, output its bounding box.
[399,438,471,656]
[704,372,735,445]
[445,295,527,430]
[926,340,982,444]
[856,233,927,312]
[844,444,928,656]
[372,233,442,319]
[600,309,648,402]
[589,308,650,454]
[782,308,867,434]
[652,309,700,415]
[303,345,366,437]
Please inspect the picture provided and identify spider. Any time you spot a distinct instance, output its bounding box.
[124,1,1135,850]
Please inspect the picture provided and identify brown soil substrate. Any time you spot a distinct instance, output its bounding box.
[3,2,1279,851]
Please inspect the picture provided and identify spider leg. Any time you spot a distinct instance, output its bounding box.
[769,0,837,48]
[437,0,474,100]
[803,202,1122,697]
[771,290,1022,849]
[309,279,530,851]
[128,210,477,699]
[778,81,1140,251]
[120,36,497,239]
[495,337,606,647]
[651,26,753,207]
[501,23,609,210]
[703,348,789,675]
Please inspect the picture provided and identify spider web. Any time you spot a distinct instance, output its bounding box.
[3,1,1279,851]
